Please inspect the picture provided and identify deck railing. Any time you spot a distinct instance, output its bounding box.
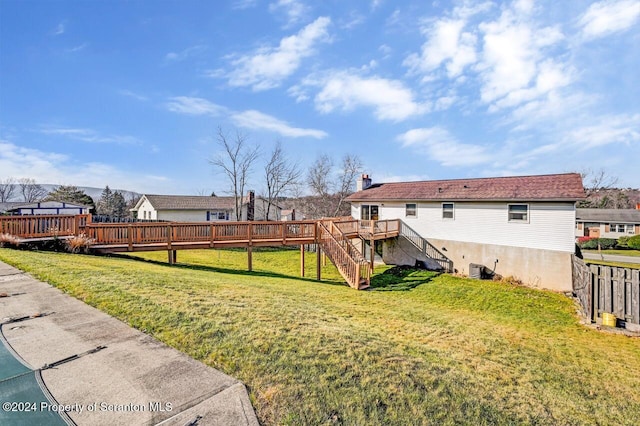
[358,219,400,239]
[84,220,319,246]
[0,214,90,238]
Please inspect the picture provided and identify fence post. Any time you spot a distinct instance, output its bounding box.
[128,224,133,251]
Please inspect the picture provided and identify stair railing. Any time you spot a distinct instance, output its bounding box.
[398,220,453,272]
[317,222,371,289]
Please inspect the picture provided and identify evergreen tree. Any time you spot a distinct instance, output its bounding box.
[96,186,128,217]
[45,185,95,209]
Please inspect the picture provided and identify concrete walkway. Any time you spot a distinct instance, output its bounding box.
[583,252,640,264]
[0,261,259,426]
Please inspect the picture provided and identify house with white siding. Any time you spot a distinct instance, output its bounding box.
[131,192,282,222]
[346,173,586,291]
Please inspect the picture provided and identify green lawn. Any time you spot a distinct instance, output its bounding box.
[585,259,640,269]
[583,249,640,257]
[1,248,639,425]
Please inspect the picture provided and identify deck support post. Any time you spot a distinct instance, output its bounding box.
[316,245,321,281]
[300,245,305,277]
[247,223,253,272]
[370,239,375,270]
[168,250,177,264]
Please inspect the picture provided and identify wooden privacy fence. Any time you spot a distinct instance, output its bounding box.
[572,255,640,329]
[0,214,91,238]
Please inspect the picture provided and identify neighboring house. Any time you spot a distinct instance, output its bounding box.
[346,173,586,291]
[0,202,25,215]
[280,209,302,221]
[131,192,282,222]
[2,201,90,215]
[575,207,640,238]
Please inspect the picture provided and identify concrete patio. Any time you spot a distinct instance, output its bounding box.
[0,260,259,426]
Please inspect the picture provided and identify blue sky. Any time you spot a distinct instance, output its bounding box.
[1,0,639,195]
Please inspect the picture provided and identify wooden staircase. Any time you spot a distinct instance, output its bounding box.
[318,221,371,289]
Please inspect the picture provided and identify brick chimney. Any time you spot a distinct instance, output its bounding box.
[247,190,255,221]
[357,174,372,192]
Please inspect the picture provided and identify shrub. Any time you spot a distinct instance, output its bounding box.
[65,233,95,254]
[580,238,599,249]
[596,238,617,250]
[0,233,20,248]
[616,236,630,249]
[628,235,640,250]
[577,236,594,245]
[580,238,617,250]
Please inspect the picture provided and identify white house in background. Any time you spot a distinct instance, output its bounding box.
[131,192,282,222]
[575,207,640,238]
[3,201,91,215]
[346,173,586,291]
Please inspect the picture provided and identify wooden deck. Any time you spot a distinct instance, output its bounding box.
[1,214,401,290]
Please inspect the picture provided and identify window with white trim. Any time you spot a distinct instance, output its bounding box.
[406,203,417,217]
[508,204,529,222]
[442,203,454,219]
[361,205,379,220]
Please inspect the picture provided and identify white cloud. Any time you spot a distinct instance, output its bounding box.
[269,0,310,27]
[404,18,477,79]
[563,114,640,149]
[232,0,257,9]
[52,22,65,36]
[164,45,206,63]
[302,70,427,121]
[371,0,383,11]
[66,43,88,53]
[39,127,140,145]
[397,127,491,166]
[223,16,331,91]
[476,4,568,110]
[165,96,227,116]
[578,0,640,40]
[165,96,324,139]
[118,89,148,102]
[0,140,168,192]
[231,110,327,139]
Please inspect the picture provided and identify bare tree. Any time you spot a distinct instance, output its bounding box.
[210,127,260,220]
[0,177,16,202]
[306,153,363,218]
[333,154,363,217]
[264,141,301,220]
[579,169,621,208]
[307,154,333,198]
[18,178,47,202]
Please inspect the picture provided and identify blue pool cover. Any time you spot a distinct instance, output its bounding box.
[0,334,70,425]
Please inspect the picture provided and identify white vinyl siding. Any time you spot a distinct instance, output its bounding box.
[357,201,576,252]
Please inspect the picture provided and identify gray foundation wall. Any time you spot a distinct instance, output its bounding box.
[382,237,446,271]
[427,238,573,291]
[382,237,573,292]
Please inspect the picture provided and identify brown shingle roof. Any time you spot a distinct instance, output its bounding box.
[143,195,244,210]
[346,173,585,202]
